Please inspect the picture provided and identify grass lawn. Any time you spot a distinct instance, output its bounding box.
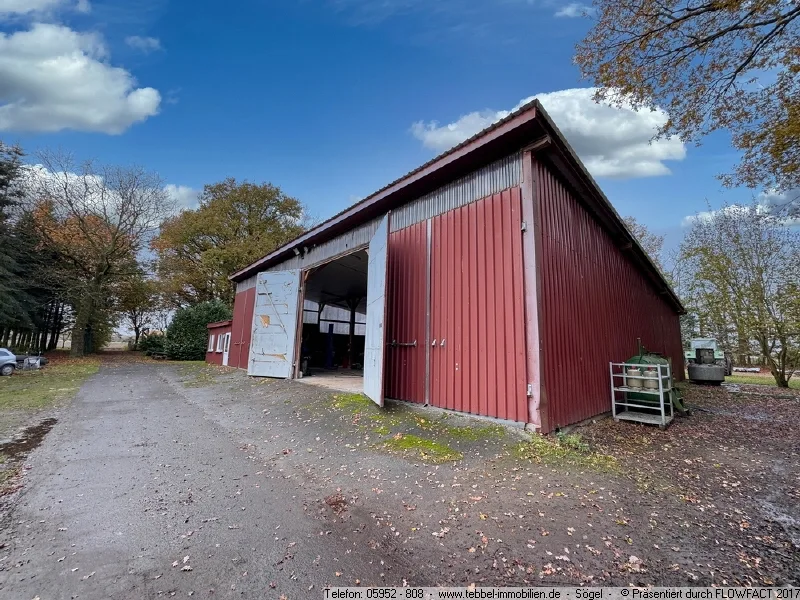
[0,358,100,438]
[726,374,800,390]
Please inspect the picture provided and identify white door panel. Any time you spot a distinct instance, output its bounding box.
[248,270,302,378]
[364,215,389,406]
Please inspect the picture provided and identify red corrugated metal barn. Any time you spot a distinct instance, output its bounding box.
[220,100,685,433]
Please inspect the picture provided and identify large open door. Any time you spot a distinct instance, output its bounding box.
[364,215,389,406]
[248,269,302,378]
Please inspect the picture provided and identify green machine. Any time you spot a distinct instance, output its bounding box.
[626,341,689,416]
[684,338,732,375]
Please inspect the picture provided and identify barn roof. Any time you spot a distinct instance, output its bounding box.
[230,100,684,314]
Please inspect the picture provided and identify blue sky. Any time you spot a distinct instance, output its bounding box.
[0,0,770,255]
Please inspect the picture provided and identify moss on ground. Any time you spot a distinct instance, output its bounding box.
[514,432,618,472]
[329,393,506,442]
[379,433,463,464]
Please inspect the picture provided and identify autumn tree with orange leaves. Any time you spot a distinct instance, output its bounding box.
[576,0,799,196]
[27,152,175,356]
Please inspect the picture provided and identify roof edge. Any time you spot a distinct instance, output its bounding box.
[230,100,540,282]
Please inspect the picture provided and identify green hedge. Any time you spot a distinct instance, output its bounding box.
[165,300,232,361]
[139,333,165,355]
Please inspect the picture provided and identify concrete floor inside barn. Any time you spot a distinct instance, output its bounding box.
[297,367,364,394]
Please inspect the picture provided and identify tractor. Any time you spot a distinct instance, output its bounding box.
[684,338,733,384]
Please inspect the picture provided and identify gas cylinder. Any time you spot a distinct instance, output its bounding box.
[626,367,643,389]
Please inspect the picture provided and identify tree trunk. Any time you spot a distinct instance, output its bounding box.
[48,302,64,351]
[71,297,93,357]
[134,326,141,350]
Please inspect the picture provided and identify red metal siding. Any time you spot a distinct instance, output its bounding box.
[385,222,427,403]
[206,323,232,366]
[430,188,528,422]
[230,287,256,370]
[535,161,685,431]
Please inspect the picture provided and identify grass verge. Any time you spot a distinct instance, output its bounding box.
[0,358,100,495]
[0,359,100,412]
[725,375,800,390]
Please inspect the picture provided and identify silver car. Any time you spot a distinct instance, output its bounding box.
[0,348,17,376]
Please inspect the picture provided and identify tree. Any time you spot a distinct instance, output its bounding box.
[116,273,159,349]
[152,178,306,306]
[623,216,666,272]
[165,300,232,361]
[576,0,800,192]
[0,141,30,331]
[679,203,800,386]
[26,152,175,356]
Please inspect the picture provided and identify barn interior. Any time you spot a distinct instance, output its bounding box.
[297,249,368,392]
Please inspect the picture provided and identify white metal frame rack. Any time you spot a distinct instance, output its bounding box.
[609,362,674,428]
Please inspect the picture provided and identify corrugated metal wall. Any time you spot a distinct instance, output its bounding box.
[430,189,528,422]
[385,221,428,404]
[535,161,685,431]
[236,276,257,294]
[241,154,522,277]
[390,154,521,231]
[230,286,256,370]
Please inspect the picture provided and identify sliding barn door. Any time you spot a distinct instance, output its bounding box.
[429,189,528,422]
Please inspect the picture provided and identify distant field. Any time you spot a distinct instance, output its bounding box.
[726,373,800,390]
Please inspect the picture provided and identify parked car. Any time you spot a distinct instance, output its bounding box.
[0,348,17,376]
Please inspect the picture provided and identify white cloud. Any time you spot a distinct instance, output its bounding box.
[0,0,89,17]
[411,88,686,179]
[0,0,62,16]
[554,2,591,17]
[758,188,800,216]
[125,35,161,53]
[681,205,758,228]
[0,23,161,134]
[164,184,199,211]
[682,193,800,228]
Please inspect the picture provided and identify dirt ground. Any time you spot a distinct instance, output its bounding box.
[0,358,797,596]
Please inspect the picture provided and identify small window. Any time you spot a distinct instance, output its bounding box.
[208,334,215,352]
[224,334,230,352]
[216,335,223,353]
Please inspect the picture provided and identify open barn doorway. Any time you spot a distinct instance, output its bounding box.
[296,249,369,394]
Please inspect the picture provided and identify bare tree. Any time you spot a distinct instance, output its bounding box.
[623,216,666,272]
[27,152,175,356]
